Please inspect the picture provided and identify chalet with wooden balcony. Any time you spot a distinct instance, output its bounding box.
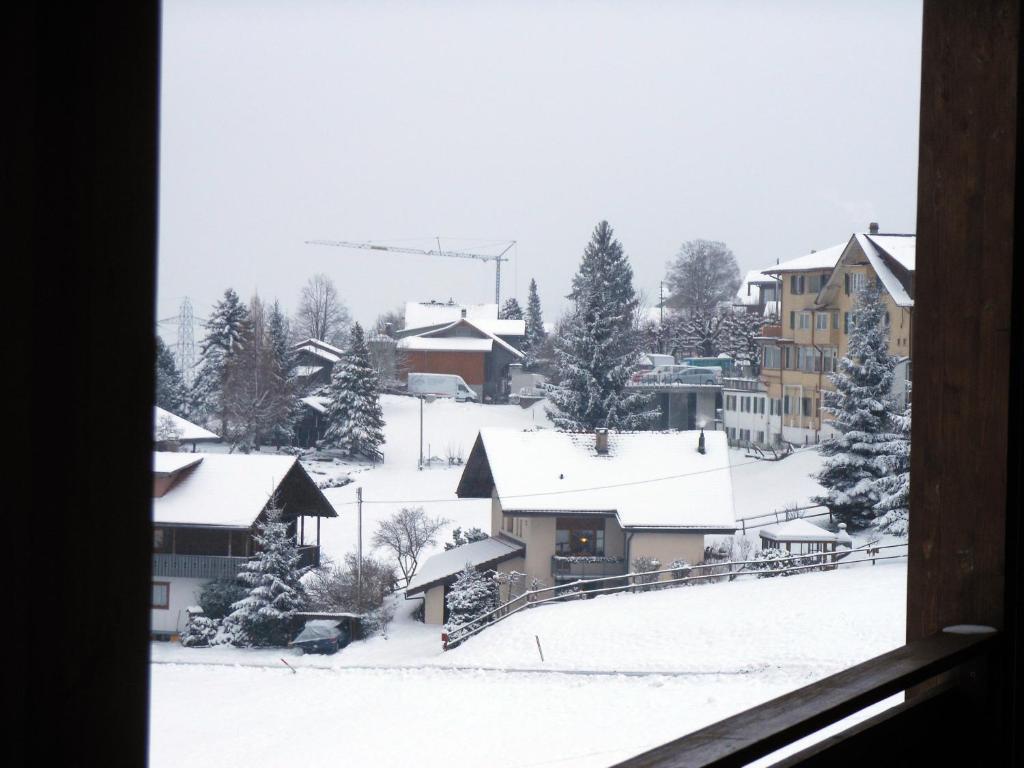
[407,428,737,625]
[290,337,345,392]
[151,451,337,637]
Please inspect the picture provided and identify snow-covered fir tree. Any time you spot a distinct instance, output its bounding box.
[813,278,897,529]
[444,526,489,551]
[320,322,386,460]
[523,278,547,369]
[266,300,299,446]
[227,497,309,646]
[499,297,523,320]
[155,335,187,414]
[445,565,499,630]
[546,221,657,431]
[872,384,911,537]
[190,288,248,435]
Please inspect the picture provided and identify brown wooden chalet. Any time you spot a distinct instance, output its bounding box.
[290,337,345,391]
[151,452,336,582]
[398,317,525,401]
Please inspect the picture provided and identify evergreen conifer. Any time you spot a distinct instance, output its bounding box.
[813,278,897,528]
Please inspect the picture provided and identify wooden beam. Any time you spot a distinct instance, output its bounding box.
[612,631,995,768]
[908,0,1018,639]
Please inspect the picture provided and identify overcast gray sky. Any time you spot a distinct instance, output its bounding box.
[157,0,922,333]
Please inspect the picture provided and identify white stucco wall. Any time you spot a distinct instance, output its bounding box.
[424,584,446,625]
[151,576,207,635]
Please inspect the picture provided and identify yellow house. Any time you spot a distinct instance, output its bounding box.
[757,225,915,445]
[408,427,737,625]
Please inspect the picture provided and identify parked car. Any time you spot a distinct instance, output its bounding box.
[407,372,478,402]
[634,364,721,386]
[290,619,350,655]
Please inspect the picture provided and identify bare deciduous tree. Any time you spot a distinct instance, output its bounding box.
[664,239,742,317]
[371,507,449,586]
[295,273,351,346]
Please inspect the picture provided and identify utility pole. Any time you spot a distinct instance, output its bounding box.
[356,487,363,611]
[659,282,665,354]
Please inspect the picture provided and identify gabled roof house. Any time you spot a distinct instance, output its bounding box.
[408,427,737,624]
[398,317,525,401]
[151,451,337,637]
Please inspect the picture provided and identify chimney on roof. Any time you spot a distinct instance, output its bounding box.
[869,222,880,234]
[697,428,706,455]
[595,428,609,455]
[460,308,467,318]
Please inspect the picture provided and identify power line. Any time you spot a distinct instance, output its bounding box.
[327,453,781,506]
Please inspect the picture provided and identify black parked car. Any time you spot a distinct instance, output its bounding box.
[289,619,350,655]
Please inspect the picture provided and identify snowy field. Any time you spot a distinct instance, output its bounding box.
[150,395,907,767]
[151,562,906,767]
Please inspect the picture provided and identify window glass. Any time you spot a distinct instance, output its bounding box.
[152,582,169,609]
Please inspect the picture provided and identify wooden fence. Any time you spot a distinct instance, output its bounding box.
[441,541,907,650]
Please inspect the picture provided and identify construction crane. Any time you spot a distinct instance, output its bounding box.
[305,238,515,305]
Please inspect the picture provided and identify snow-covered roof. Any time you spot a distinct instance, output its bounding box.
[856,235,914,308]
[404,301,498,332]
[406,537,525,595]
[867,235,916,271]
[398,337,494,352]
[735,269,776,306]
[460,429,737,531]
[411,318,525,358]
[152,451,305,527]
[759,518,837,543]
[300,395,330,414]
[474,318,526,337]
[154,407,220,442]
[292,338,344,364]
[763,242,847,274]
[153,452,204,476]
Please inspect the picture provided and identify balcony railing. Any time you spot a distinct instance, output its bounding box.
[551,555,627,581]
[722,377,764,392]
[153,545,320,580]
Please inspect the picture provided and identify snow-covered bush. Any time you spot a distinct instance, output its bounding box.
[198,578,250,620]
[445,565,499,631]
[631,556,662,586]
[180,614,218,647]
[668,559,692,582]
[751,548,791,578]
[305,552,397,615]
[361,598,397,639]
[210,613,247,647]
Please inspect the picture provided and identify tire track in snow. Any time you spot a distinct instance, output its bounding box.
[149,658,826,679]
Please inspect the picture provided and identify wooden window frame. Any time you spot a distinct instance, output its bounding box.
[40,1,1019,765]
[151,581,170,610]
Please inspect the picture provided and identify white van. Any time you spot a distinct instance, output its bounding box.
[407,372,478,402]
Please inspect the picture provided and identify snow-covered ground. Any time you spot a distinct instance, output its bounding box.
[309,394,551,566]
[150,396,908,767]
[151,562,906,767]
